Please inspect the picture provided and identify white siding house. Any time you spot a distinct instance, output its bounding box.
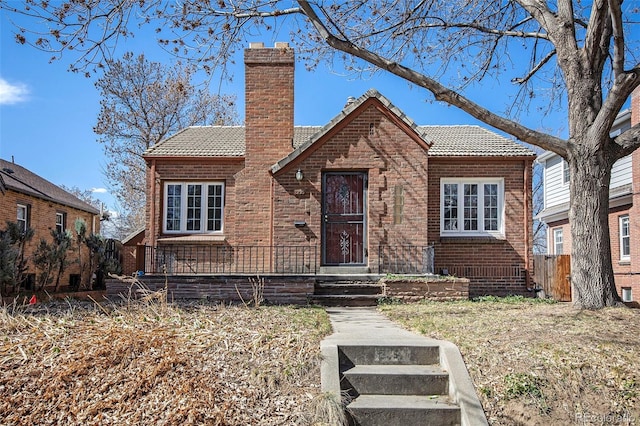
[537,109,632,227]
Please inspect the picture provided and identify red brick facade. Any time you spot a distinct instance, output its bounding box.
[143,43,534,297]
[428,158,533,295]
[236,43,294,246]
[0,188,99,290]
[271,102,431,261]
[146,158,245,246]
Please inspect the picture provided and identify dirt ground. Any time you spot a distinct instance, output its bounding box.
[0,298,332,426]
[381,298,640,426]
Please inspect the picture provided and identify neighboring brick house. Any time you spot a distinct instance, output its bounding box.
[0,159,100,290]
[142,42,536,297]
[537,92,640,303]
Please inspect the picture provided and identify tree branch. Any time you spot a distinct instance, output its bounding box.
[511,49,557,84]
[608,0,625,78]
[584,0,612,72]
[613,124,640,157]
[297,0,567,155]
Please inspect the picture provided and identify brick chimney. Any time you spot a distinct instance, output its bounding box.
[235,42,295,245]
[244,42,294,168]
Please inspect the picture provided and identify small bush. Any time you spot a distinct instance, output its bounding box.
[377,296,404,305]
[472,295,557,304]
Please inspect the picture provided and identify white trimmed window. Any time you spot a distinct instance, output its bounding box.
[55,212,66,234]
[553,228,563,254]
[440,178,504,237]
[562,160,570,185]
[619,215,630,261]
[17,204,28,232]
[163,182,224,233]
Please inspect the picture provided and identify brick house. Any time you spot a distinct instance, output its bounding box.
[0,159,100,291]
[537,89,640,303]
[140,42,536,297]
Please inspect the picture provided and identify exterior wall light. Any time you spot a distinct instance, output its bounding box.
[295,169,304,181]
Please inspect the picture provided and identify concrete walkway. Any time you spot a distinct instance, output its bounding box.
[324,307,428,343]
[320,307,488,426]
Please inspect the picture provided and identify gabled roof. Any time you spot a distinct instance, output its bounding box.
[121,226,145,245]
[142,89,536,164]
[272,89,435,173]
[0,159,100,215]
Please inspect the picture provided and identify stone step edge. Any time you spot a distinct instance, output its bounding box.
[344,364,447,375]
[347,394,459,410]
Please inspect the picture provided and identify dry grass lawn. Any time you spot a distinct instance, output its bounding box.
[380,297,640,426]
[3,294,639,425]
[0,297,332,425]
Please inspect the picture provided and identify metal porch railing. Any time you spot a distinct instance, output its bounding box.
[378,245,435,275]
[139,245,318,275]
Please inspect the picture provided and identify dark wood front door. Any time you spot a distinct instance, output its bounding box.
[322,172,367,265]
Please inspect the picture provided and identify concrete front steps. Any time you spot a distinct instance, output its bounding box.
[311,277,383,307]
[339,345,461,425]
[321,308,488,426]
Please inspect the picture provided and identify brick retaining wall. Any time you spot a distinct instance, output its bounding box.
[381,277,469,302]
[106,275,315,305]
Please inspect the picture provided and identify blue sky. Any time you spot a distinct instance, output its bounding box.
[0,9,567,213]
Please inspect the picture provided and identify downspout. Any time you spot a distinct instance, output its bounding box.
[270,174,275,270]
[524,159,532,290]
[149,159,157,249]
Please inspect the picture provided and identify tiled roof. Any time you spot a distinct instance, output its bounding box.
[0,159,100,215]
[144,126,324,157]
[420,125,535,157]
[143,90,535,162]
[144,126,245,157]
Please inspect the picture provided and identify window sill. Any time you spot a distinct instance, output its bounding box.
[619,260,631,266]
[439,235,506,244]
[158,234,226,244]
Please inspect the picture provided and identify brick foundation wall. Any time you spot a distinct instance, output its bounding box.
[106,275,315,305]
[0,189,99,291]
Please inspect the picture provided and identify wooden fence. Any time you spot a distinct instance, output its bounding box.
[533,255,571,302]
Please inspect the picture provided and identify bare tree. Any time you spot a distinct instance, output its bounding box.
[94,53,238,234]
[3,1,640,308]
[59,185,103,211]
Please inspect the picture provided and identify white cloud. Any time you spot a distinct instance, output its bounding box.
[91,187,108,193]
[0,77,29,105]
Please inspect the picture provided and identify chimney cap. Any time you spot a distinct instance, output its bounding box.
[249,42,265,49]
[274,42,290,49]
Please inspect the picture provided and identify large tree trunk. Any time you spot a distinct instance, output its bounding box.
[568,147,622,308]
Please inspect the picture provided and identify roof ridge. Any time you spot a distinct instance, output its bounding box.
[0,162,51,200]
[0,159,99,214]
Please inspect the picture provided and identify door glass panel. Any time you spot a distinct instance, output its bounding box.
[323,174,365,265]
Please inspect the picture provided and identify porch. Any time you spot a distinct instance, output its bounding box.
[105,244,471,305]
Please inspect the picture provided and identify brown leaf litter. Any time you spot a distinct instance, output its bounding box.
[0,298,331,425]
